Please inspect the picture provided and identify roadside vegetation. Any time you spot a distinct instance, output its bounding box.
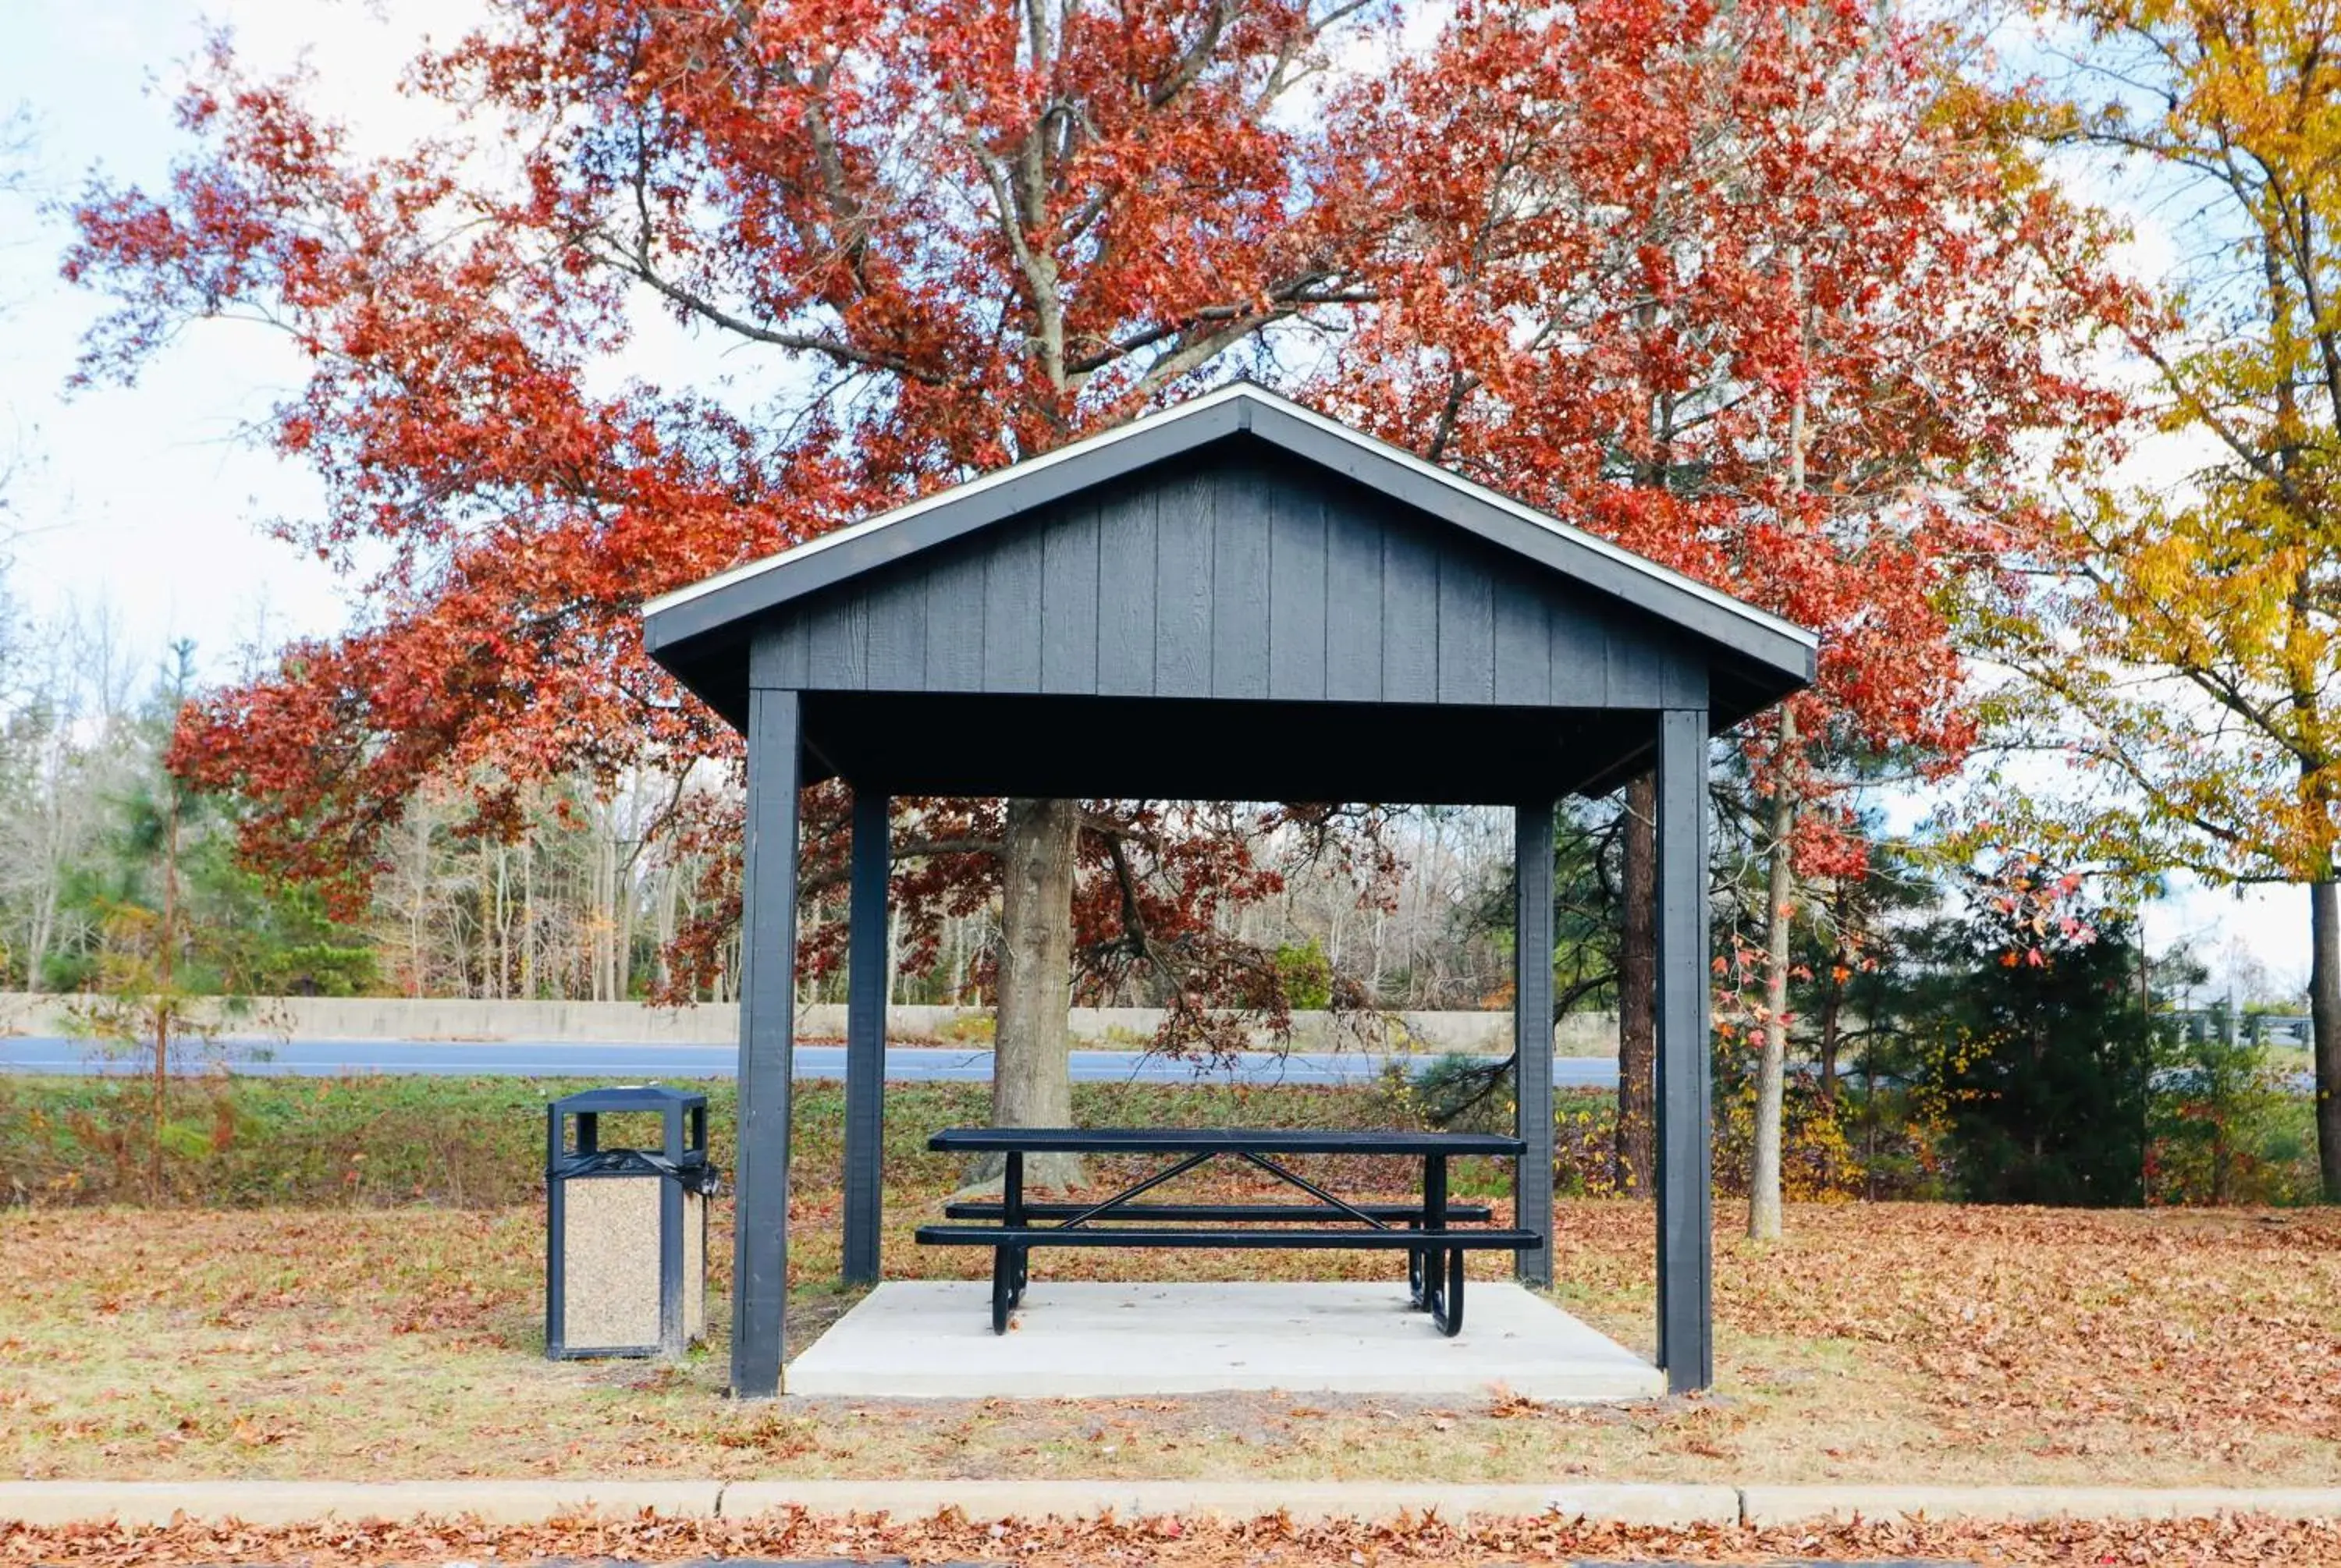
[1,1060,2319,1212]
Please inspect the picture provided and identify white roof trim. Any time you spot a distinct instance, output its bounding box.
[645,381,1819,651]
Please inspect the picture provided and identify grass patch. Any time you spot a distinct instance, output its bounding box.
[0,1073,1492,1207]
[2,1071,2336,1488]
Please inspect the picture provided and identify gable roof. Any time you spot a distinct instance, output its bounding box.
[643,382,1817,699]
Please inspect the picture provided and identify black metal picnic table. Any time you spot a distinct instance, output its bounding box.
[917,1126,1541,1337]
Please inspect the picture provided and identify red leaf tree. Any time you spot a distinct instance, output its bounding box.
[1323,0,2124,1228]
[66,1,1398,1178]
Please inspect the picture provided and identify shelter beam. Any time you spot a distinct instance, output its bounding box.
[843,787,890,1286]
[732,686,801,1398]
[1653,707,1713,1392]
[1513,796,1557,1286]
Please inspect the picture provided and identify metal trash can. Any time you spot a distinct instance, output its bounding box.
[545,1084,715,1360]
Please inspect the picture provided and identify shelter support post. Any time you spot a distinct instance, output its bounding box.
[732,686,802,1398]
[1514,796,1557,1287]
[842,788,890,1286]
[1653,707,1713,1393]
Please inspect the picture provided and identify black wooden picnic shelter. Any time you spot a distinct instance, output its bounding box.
[641,384,1815,1399]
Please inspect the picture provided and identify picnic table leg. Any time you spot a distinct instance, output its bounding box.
[992,1150,1027,1334]
[1006,1149,1029,1307]
[989,1249,1014,1334]
[1431,1246,1465,1336]
[1406,1151,1430,1308]
[1419,1153,1465,1336]
[1417,1154,1454,1329]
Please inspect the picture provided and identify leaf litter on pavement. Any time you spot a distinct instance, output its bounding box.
[6,1504,2341,1567]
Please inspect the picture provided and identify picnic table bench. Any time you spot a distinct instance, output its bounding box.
[916,1127,1539,1337]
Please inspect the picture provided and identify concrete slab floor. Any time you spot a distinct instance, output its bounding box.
[783,1281,1665,1400]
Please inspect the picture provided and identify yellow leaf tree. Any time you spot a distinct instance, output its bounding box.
[1991,0,2341,1199]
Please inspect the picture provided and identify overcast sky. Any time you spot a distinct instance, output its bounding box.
[0,0,2307,1002]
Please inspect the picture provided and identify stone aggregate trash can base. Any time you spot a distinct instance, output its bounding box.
[545,1084,716,1359]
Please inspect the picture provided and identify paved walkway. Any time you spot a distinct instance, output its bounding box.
[5,1478,2339,1528]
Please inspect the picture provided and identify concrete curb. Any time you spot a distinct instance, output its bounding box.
[1739,1484,2341,1526]
[4,1479,2340,1530]
[0,1480,1728,1529]
[0,1481,723,1527]
[716,1481,1735,1525]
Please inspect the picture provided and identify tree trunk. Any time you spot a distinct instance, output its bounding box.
[488,843,506,999]
[524,843,536,1002]
[2312,878,2341,1203]
[616,853,634,1002]
[408,811,429,997]
[151,782,180,1204]
[1817,978,1841,1107]
[1615,774,1657,1194]
[26,880,54,994]
[1750,713,1798,1241]
[887,902,903,1006]
[1751,247,1811,1241]
[987,796,1084,1189]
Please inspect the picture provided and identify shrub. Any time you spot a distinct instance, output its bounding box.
[2149,1009,2318,1205]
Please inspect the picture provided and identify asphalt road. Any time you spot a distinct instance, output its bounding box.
[0,1034,1622,1087]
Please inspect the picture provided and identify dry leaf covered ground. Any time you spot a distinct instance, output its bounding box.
[8,1504,2341,1568]
[4,1196,2336,1489]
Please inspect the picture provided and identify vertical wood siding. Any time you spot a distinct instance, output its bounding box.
[755,453,1706,709]
[1096,486,1157,697]
[1266,480,1328,700]
[1039,503,1101,694]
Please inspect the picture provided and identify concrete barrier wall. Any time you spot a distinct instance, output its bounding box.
[0,993,1621,1056]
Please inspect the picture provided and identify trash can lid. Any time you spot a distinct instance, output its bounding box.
[549,1084,709,1113]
